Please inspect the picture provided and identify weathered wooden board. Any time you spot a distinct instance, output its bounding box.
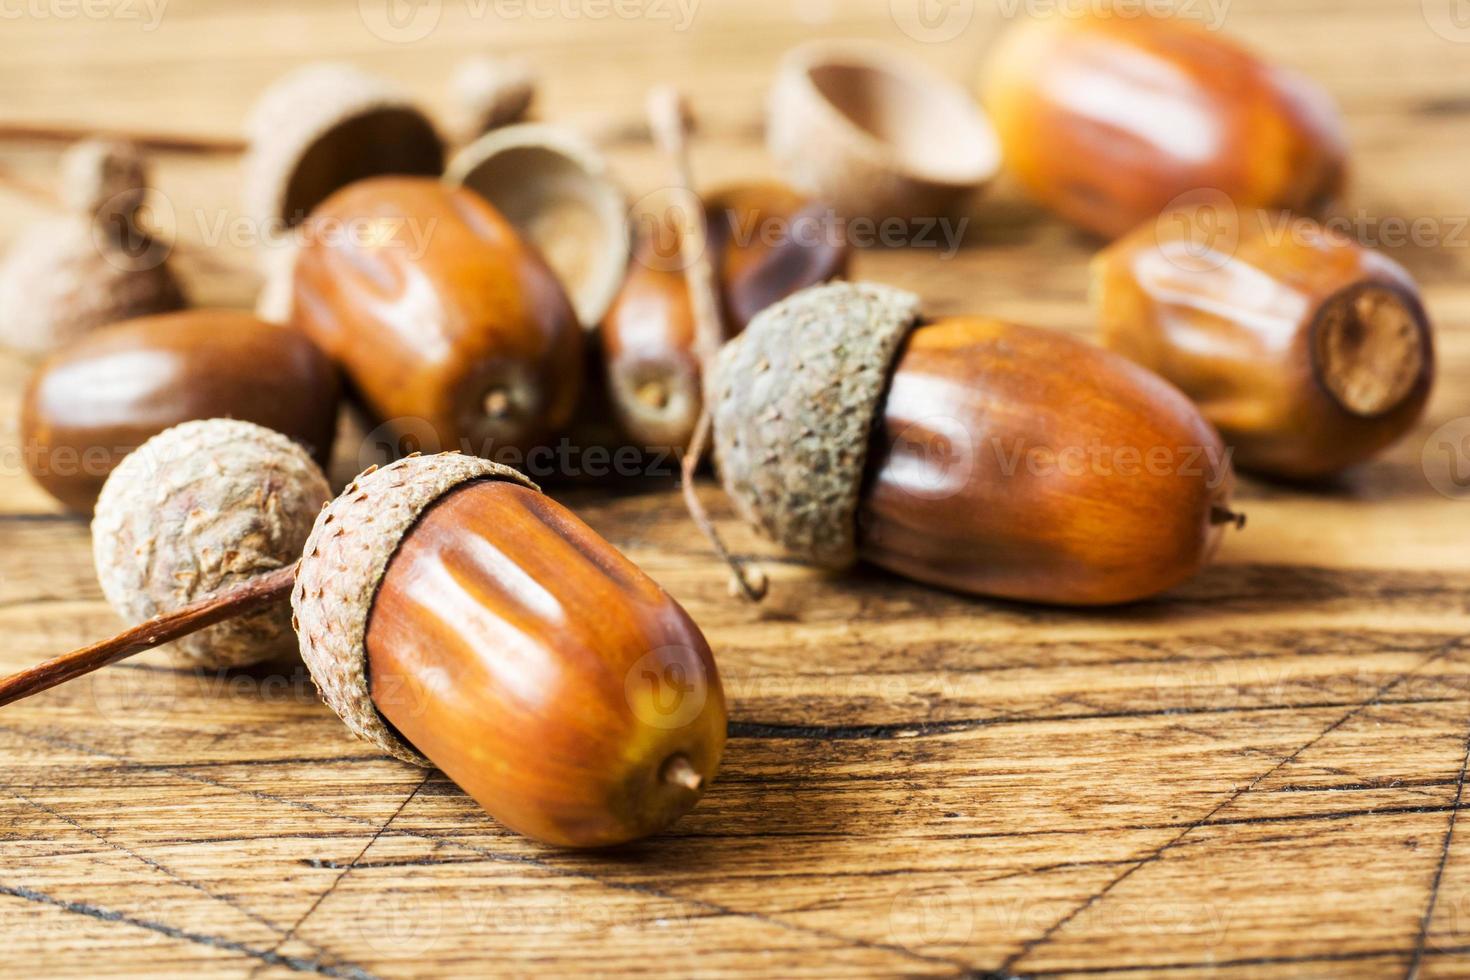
[1,0,1469,976]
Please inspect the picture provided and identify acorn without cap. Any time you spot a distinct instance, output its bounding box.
[91,419,331,668]
[1092,208,1434,479]
[708,281,1239,606]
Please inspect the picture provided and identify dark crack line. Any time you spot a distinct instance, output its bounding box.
[1406,719,1470,979]
[0,881,380,979]
[0,724,968,973]
[250,772,431,976]
[994,637,1464,976]
[9,789,347,964]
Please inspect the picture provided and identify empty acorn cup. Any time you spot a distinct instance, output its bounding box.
[767,40,1001,222]
[446,122,631,329]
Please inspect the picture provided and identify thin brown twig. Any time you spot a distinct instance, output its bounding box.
[0,121,246,155]
[0,563,297,709]
[647,85,767,602]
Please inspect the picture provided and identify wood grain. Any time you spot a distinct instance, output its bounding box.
[1,0,1469,977]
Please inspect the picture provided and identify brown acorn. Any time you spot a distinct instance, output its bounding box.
[1092,208,1434,479]
[709,282,1238,606]
[291,177,583,461]
[981,9,1347,239]
[601,182,849,450]
[7,440,726,849]
[22,309,339,512]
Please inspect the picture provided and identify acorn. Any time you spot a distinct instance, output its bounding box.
[22,309,340,512]
[981,9,1347,239]
[290,177,583,461]
[0,139,186,357]
[91,419,331,668]
[1093,208,1434,480]
[707,281,1239,606]
[7,440,725,848]
[601,181,850,450]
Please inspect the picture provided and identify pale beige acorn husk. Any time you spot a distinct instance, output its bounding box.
[451,55,538,139]
[241,63,444,264]
[92,419,331,669]
[767,41,1000,222]
[445,122,630,330]
[0,139,185,357]
[292,452,537,765]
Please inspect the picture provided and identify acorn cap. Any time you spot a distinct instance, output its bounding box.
[292,453,537,766]
[708,281,921,569]
[445,122,630,330]
[241,63,444,254]
[93,419,331,668]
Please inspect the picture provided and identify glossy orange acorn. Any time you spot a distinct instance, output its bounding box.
[601,182,849,450]
[1093,207,1434,479]
[291,177,582,461]
[709,282,1238,606]
[295,453,726,848]
[981,9,1347,239]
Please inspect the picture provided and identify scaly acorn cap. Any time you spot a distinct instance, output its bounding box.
[708,280,921,569]
[241,63,444,260]
[292,453,537,766]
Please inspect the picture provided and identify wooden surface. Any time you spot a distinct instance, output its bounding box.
[2,0,1470,976]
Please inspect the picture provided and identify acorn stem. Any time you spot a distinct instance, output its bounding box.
[645,85,725,375]
[1211,506,1247,530]
[0,121,246,155]
[681,411,767,602]
[661,753,703,791]
[0,563,297,708]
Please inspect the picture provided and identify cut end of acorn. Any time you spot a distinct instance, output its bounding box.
[661,753,704,792]
[1313,284,1428,418]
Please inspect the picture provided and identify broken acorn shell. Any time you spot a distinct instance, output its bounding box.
[981,9,1347,239]
[92,419,331,668]
[22,309,339,513]
[450,55,538,140]
[1093,208,1433,479]
[446,122,630,329]
[0,140,186,357]
[768,41,1000,222]
[294,452,726,848]
[709,282,1237,606]
[601,181,850,450]
[291,177,583,461]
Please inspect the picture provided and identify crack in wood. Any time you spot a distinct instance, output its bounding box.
[1405,717,1470,979]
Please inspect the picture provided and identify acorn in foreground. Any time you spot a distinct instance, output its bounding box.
[708,282,1240,606]
[92,419,331,668]
[981,10,1347,239]
[1093,209,1434,479]
[4,426,725,848]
